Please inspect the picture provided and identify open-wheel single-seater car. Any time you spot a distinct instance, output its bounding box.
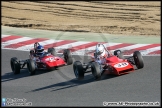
[10,42,73,75]
[73,43,144,80]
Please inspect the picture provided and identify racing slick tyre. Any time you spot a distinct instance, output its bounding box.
[48,48,57,56]
[27,59,36,75]
[133,51,144,69]
[114,50,125,59]
[73,61,84,80]
[64,49,73,65]
[10,57,20,74]
[91,62,101,80]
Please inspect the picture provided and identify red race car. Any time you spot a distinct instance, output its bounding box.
[73,43,144,80]
[10,42,73,75]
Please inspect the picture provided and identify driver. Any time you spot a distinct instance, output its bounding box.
[94,44,109,65]
[35,45,45,57]
[29,42,45,62]
[31,44,45,62]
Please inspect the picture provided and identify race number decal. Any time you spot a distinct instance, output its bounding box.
[45,57,55,62]
[49,57,55,62]
[114,62,128,68]
[50,57,54,61]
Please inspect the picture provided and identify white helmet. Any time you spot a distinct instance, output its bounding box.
[96,44,105,56]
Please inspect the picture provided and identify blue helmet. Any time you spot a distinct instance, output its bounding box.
[37,45,44,54]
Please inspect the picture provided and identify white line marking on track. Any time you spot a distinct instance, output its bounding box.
[16,39,63,50]
[144,46,161,54]
[2,37,33,48]
[54,41,92,51]
[72,43,121,55]
[1,35,11,38]
[118,44,151,51]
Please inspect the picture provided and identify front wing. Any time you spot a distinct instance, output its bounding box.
[106,61,135,75]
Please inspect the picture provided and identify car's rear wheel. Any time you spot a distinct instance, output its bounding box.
[114,50,125,59]
[10,57,20,74]
[27,59,36,75]
[73,61,84,80]
[91,62,101,80]
[48,48,57,56]
[133,51,144,69]
[64,49,73,65]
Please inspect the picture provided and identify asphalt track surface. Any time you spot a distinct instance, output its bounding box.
[1,49,161,106]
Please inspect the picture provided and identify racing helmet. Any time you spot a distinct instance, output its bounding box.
[37,45,44,54]
[96,44,105,56]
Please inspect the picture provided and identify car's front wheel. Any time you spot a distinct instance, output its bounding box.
[27,59,36,75]
[64,49,73,65]
[10,57,20,74]
[73,61,84,80]
[133,51,144,69]
[91,62,101,80]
